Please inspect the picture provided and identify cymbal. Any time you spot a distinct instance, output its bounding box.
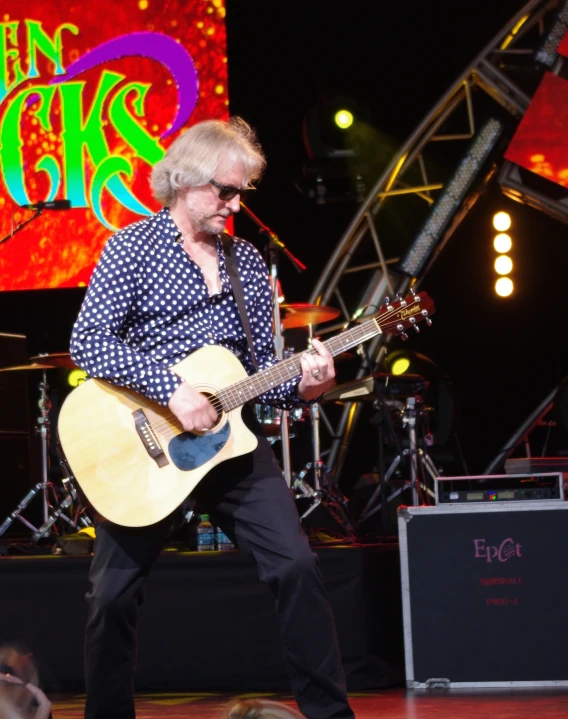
[0,361,58,372]
[1,352,77,371]
[30,352,77,369]
[280,303,340,330]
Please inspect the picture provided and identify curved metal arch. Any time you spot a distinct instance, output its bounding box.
[307,0,567,483]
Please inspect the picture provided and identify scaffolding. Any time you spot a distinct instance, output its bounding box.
[306,0,568,484]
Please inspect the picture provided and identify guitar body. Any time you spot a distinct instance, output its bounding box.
[57,345,258,527]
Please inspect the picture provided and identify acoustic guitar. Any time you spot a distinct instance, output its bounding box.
[57,291,435,526]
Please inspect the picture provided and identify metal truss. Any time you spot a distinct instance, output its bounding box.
[308,0,568,484]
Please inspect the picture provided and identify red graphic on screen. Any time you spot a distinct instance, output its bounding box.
[504,29,568,194]
[0,0,228,291]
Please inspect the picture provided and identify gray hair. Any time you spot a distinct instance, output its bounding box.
[150,116,266,206]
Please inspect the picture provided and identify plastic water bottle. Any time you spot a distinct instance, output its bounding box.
[196,514,215,551]
[216,527,234,551]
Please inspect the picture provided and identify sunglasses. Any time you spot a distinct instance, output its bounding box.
[209,178,256,202]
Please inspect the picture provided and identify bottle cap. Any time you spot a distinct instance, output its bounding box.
[200,514,209,521]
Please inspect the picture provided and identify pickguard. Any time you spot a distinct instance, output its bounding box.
[168,423,230,470]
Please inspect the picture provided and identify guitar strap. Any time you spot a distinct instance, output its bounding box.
[221,232,258,370]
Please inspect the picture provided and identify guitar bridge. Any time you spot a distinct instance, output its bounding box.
[132,409,169,468]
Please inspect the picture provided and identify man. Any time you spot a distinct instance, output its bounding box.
[70,116,355,719]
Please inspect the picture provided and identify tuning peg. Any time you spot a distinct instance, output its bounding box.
[382,296,390,305]
[395,292,407,306]
[413,325,420,333]
[425,317,433,326]
[401,332,409,341]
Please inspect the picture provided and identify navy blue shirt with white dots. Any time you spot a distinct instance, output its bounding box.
[70,207,303,409]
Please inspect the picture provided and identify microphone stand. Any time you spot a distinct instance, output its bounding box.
[0,209,43,246]
[239,202,306,489]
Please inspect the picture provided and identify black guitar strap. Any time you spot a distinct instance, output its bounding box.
[221,232,258,370]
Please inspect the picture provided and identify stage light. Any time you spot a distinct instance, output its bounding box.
[400,117,504,277]
[493,233,512,253]
[493,211,511,231]
[391,355,411,375]
[491,210,514,296]
[67,368,87,387]
[334,109,354,129]
[384,350,413,376]
[495,277,514,296]
[494,255,513,275]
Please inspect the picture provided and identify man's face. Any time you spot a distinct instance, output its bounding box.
[182,159,246,236]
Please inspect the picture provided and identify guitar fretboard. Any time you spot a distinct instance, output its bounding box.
[217,317,381,411]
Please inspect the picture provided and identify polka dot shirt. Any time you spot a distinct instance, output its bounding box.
[70,207,303,409]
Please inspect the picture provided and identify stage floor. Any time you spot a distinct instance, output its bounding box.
[48,688,568,718]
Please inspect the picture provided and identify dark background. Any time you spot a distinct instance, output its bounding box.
[2,0,568,502]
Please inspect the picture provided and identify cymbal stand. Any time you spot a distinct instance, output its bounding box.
[0,370,84,542]
[358,395,438,526]
[0,370,54,539]
[292,326,357,539]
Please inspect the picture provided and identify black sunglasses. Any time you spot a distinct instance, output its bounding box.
[209,178,255,202]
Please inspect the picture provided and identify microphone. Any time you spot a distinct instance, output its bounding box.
[20,200,72,211]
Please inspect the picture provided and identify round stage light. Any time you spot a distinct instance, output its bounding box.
[390,356,411,375]
[334,109,354,129]
[493,233,512,253]
[493,211,511,231]
[495,277,514,297]
[494,255,513,275]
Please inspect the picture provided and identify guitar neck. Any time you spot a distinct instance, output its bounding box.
[217,317,381,411]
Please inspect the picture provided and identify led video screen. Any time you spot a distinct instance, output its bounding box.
[504,30,568,194]
[0,1,228,291]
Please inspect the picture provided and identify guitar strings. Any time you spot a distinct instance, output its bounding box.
[82,299,429,444]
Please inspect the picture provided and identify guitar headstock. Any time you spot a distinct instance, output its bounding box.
[375,291,436,339]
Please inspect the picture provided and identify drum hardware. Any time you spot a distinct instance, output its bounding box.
[291,326,358,539]
[0,357,90,543]
[357,394,439,528]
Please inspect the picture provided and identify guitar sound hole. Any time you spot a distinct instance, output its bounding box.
[202,392,223,430]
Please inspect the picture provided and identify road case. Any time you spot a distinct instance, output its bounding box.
[397,501,568,688]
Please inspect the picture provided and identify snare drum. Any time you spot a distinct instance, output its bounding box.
[253,404,305,440]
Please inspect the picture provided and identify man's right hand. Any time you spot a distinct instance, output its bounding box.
[168,381,218,432]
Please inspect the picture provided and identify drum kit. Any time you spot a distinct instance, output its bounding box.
[0,351,92,543]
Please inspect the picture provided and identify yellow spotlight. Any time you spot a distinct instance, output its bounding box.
[494,255,513,275]
[391,356,411,375]
[493,233,512,253]
[493,211,511,231]
[334,109,354,130]
[67,368,87,387]
[495,277,514,297]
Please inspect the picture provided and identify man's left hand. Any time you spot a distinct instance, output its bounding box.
[297,338,336,402]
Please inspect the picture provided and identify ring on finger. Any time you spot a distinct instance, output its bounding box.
[311,369,321,378]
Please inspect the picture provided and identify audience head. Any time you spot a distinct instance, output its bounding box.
[220,698,304,719]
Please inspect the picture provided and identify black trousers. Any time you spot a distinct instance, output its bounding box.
[84,413,355,719]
